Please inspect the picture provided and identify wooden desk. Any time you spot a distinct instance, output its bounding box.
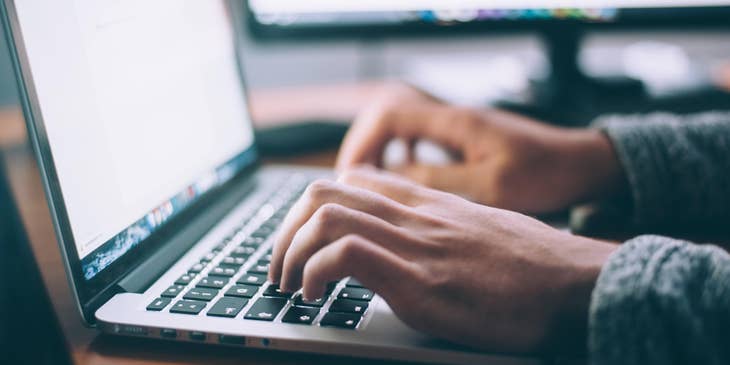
[0,83,413,365]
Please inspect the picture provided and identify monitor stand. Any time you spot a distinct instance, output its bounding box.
[499,26,649,126]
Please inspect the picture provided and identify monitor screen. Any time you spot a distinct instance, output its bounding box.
[13,0,255,280]
[247,0,730,30]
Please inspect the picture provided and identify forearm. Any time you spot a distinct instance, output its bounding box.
[589,235,730,365]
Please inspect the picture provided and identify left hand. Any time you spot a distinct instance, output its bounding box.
[269,168,617,353]
[335,84,625,214]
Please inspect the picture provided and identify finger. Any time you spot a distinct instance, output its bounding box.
[337,167,428,206]
[336,103,471,171]
[301,234,419,302]
[391,164,475,199]
[269,179,409,283]
[279,203,416,292]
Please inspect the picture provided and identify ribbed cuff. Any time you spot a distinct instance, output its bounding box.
[588,235,730,365]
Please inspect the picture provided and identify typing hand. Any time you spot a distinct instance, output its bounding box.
[336,83,625,214]
[269,168,616,353]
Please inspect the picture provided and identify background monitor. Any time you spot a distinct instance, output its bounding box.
[245,1,730,39]
[243,1,730,126]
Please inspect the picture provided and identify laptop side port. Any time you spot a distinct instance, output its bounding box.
[160,328,177,339]
[189,331,206,341]
[218,334,246,346]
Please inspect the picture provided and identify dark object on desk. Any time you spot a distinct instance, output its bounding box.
[0,155,72,365]
[255,121,349,157]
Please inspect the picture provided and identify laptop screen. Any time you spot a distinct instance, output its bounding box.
[13,0,256,280]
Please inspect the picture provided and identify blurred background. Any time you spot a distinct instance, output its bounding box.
[2,2,730,149]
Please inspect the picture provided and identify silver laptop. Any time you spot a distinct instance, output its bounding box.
[2,1,536,364]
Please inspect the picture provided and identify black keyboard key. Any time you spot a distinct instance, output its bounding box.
[174,273,197,285]
[338,287,373,301]
[244,297,287,321]
[346,278,365,288]
[251,226,274,238]
[293,294,326,307]
[282,306,319,325]
[146,297,171,311]
[248,262,270,274]
[197,276,229,289]
[262,218,280,229]
[320,312,361,329]
[221,256,246,266]
[225,284,259,298]
[210,265,238,277]
[189,262,206,273]
[329,299,368,314]
[273,206,290,218]
[263,219,279,229]
[170,300,207,315]
[262,283,294,298]
[161,285,184,298]
[201,252,217,262]
[183,287,219,301]
[237,273,267,286]
[207,297,248,318]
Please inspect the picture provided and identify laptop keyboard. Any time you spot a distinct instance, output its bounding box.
[145,177,374,330]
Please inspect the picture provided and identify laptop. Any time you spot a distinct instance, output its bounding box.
[0,154,73,365]
[1,1,535,364]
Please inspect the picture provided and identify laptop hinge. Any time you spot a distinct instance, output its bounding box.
[117,173,258,294]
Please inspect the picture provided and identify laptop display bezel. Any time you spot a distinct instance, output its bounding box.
[1,0,261,324]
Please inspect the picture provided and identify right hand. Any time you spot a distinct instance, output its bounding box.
[269,168,617,353]
[336,83,626,214]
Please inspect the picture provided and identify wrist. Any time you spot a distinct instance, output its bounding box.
[557,129,628,204]
[547,236,617,354]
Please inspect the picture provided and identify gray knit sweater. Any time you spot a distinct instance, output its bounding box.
[589,112,730,365]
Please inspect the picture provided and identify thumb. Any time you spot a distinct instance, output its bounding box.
[391,163,474,198]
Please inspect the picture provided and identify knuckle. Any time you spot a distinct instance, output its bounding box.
[367,103,397,124]
[418,266,449,293]
[313,203,345,226]
[379,106,399,122]
[335,234,366,263]
[462,108,483,128]
[305,179,336,202]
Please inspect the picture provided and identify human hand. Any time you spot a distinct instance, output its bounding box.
[269,168,617,353]
[336,83,626,214]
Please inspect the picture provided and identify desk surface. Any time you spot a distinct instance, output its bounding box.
[0,83,415,365]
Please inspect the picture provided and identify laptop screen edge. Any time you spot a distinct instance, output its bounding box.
[1,0,261,325]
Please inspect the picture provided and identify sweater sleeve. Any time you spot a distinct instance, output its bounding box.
[589,235,730,365]
[594,111,730,230]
